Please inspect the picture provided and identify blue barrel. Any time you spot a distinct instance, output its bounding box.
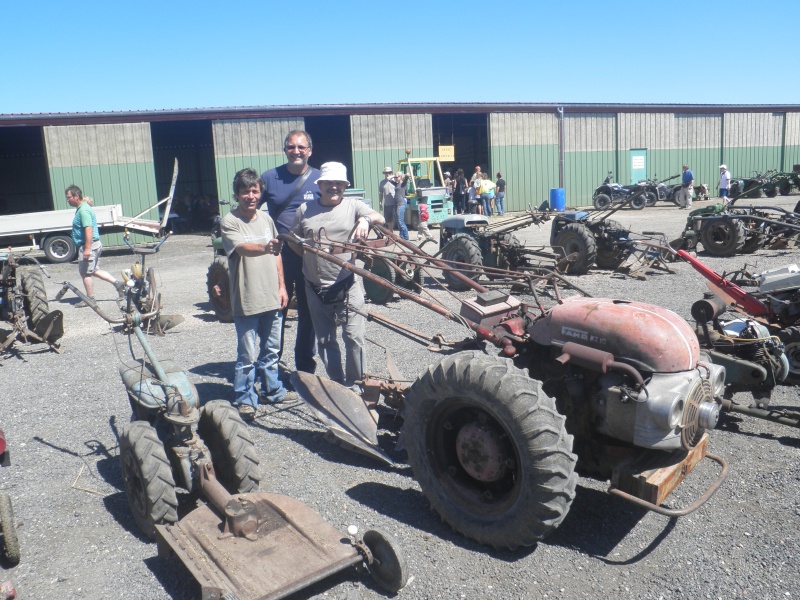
[549,188,566,212]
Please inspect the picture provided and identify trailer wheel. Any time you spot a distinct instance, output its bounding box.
[441,234,483,291]
[779,181,792,196]
[0,492,20,565]
[404,351,578,549]
[43,235,76,263]
[18,267,50,329]
[553,223,597,274]
[363,258,395,305]
[119,421,178,540]
[198,400,260,494]
[700,218,745,257]
[363,529,409,593]
[778,327,800,385]
[593,194,612,210]
[207,257,233,323]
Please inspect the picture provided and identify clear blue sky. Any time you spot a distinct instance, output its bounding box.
[1,0,795,114]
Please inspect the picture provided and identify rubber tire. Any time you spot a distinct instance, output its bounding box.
[0,492,20,565]
[778,327,800,385]
[363,258,395,305]
[119,421,178,540]
[197,401,261,494]
[18,267,50,329]
[779,181,792,196]
[363,529,409,593]
[404,351,578,549]
[741,232,765,254]
[745,183,763,199]
[629,194,647,210]
[207,257,233,323]
[700,218,746,257]
[553,223,597,274]
[644,191,658,207]
[765,185,778,198]
[441,234,483,291]
[43,235,77,263]
[593,193,612,210]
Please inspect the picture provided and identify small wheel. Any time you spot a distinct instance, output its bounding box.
[593,193,611,210]
[198,401,260,494]
[0,492,20,565]
[644,191,658,206]
[778,327,800,385]
[142,267,159,314]
[764,185,778,198]
[119,421,178,540]
[363,529,409,593]
[553,223,597,274]
[207,257,233,323]
[18,267,50,330]
[43,235,77,263]
[700,218,745,257]
[629,194,646,210]
[441,234,483,291]
[745,183,763,199]
[363,258,395,305]
[779,181,792,196]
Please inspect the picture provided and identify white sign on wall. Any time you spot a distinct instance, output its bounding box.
[631,155,645,170]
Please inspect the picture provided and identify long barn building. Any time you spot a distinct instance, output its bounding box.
[2,103,799,222]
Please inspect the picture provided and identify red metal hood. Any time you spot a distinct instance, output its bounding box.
[529,297,700,373]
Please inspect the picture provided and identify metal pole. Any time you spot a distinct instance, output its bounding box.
[557,107,565,189]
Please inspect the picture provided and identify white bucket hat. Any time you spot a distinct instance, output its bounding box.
[719,164,727,169]
[316,162,350,185]
[383,166,393,174]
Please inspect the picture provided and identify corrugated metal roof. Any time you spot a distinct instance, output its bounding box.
[3,102,800,127]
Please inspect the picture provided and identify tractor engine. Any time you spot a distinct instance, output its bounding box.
[756,264,800,326]
[529,297,724,451]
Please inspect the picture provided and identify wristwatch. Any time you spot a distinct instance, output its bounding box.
[362,215,373,227]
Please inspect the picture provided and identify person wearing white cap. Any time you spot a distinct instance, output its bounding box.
[378,166,396,231]
[291,162,385,389]
[718,165,731,204]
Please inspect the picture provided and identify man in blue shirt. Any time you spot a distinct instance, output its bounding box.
[66,185,125,307]
[678,164,694,209]
[260,130,320,375]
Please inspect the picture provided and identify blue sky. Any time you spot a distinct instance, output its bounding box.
[1,0,796,114]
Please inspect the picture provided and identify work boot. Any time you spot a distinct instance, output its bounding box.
[113,280,126,299]
[74,297,95,308]
[237,404,256,422]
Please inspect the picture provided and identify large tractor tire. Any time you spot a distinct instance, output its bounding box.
[778,327,800,385]
[42,235,77,263]
[700,218,746,257]
[441,234,483,291]
[363,257,395,305]
[198,401,261,494]
[553,223,597,274]
[779,181,792,196]
[119,421,178,540]
[404,351,578,549]
[592,194,612,210]
[206,257,233,323]
[0,492,20,565]
[594,220,627,269]
[18,267,50,330]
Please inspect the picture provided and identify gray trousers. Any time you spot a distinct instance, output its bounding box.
[679,186,693,208]
[304,279,366,388]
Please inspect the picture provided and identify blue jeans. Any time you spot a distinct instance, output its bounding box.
[480,193,492,217]
[280,248,317,373]
[495,192,505,215]
[396,202,409,240]
[233,309,286,407]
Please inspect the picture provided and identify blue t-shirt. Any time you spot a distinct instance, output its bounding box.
[72,202,99,246]
[260,164,321,235]
[682,170,694,186]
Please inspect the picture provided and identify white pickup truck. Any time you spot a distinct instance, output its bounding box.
[0,205,165,263]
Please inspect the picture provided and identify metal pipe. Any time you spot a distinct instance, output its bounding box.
[557,107,565,189]
[721,399,800,428]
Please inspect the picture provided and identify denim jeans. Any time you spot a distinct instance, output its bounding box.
[233,309,286,407]
[480,193,492,217]
[495,191,505,215]
[280,248,317,374]
[396,202,409,240]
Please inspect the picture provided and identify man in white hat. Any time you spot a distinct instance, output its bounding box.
[718,165,731,204]
[378,166,396,231]
[291,162,384,389]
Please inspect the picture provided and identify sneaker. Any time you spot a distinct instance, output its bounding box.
[237,404,256,422]
[113,280,126,299]
[75,297,95,308]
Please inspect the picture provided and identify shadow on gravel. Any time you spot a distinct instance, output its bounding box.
[719,413,800,449]
[545,485,676,564]
[192,301,219,322]
[143,554,200,600]
[346,482,536,561]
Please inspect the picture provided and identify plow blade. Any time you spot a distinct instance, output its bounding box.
[290,371,395,466]
[155,492,362,600]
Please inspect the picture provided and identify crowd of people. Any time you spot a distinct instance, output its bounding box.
[447,166,506,216]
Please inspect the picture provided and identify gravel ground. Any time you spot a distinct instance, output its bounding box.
[0,196,798,600]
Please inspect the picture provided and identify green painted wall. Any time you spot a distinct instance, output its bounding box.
[214,153,285,210]
[563,150,617,207]
[490,144,559,210]
[351,146,432,208]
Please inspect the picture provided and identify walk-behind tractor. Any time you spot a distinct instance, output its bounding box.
[281,226,730,550]
[0,252,63,355]
[549,193,676,277]
[56,236,408,599]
